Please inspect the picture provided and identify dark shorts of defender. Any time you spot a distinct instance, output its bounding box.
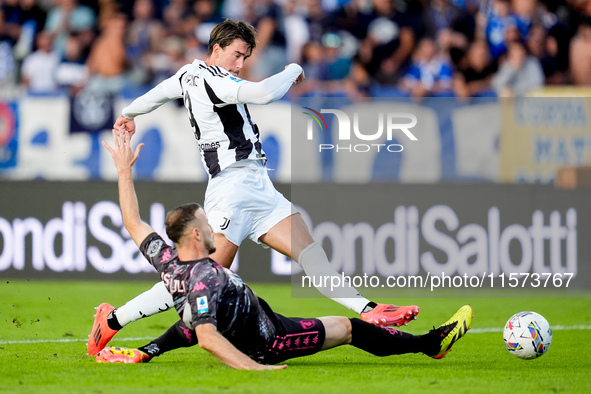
[261,314,326,364]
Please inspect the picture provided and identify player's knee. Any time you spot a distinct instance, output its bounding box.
[334,316,352,345]
[340,317,353,344]
[319,316,352,349]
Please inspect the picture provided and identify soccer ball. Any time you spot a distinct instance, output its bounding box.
[503,311,552,359]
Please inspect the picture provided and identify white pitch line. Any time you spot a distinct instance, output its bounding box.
[469,324,591,334]
[0,336,153,345]
[2,325,591,345]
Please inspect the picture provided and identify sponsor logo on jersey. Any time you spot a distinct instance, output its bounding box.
[160,248,172,263]
[198,141,221,151]
[197,296,209,314]
[220,217,230,230]
[192,282,208,292]
[300,320,316,329]
[147,239,164,257]
[179,325,193,341]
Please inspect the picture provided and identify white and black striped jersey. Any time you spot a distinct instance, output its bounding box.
[122,59,302,178]
[162,59,265,177]
[122,60,302,178]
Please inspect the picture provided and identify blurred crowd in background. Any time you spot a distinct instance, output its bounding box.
[1,0,591,99]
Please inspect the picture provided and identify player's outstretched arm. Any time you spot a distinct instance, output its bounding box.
[196,323,287,370]
[102,127,153,247]
[115,70,186,137]
[236,64,304,105]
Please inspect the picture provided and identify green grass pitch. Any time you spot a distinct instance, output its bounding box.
[1,280,590,393]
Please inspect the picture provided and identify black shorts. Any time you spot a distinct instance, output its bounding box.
[260,313,326,364]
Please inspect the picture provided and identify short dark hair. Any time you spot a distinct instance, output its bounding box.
[208,19,257,56]
[165,203,202,244]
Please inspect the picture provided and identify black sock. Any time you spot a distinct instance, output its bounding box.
[138,320,198,360]
[349,318,427,356]
[107,309,123,331]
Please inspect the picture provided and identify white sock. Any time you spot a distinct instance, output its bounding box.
[298,242,370,314]
[115,281,174,327]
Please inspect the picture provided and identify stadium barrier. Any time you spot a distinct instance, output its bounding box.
[1,182,589,293]
[2,95,591,184]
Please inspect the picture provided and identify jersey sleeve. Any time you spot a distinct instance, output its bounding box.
[139,232,176,274]
[121,64,189,119]
[201,66,250,105]
[236,63,302,105]
[184,265,223,329]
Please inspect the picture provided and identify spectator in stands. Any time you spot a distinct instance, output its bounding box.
[343,56,372,98]
[44,0,96,58]
[1,0,24,46]
[0,8,17,87]
[332,0,376,41]
[3,0,587,99]
[569,17,591,86]
[183,33,207,63]
[240,0,288,81]
[323,33,353,81]
[474,0,492,39]
[539,2,570,78]
[21,30,60,94]
[282,0,309,64]
[85,13,128,95]
[191,0,223,29]
[436,24,470,69]
[161,0,191,37]
[355,0,415,85]
[304,0,331,43]
[453,0,481,15]
[126,0,165,85]
[492,39,544,96]
[291,35,351,97]
[192,0,218,21]
[96,0,119,30]
[4,0,47,61]
[423,0,475,43]
[147,35,186,84]
[485,0,517,60]
[55,32,89,94]
[292,40,327,96]
[526,24,564,84]
[221,0,243,21]
[510,0,535,39]
[453,39,497,97]
[19,1,48,32]
[399,37,454,97]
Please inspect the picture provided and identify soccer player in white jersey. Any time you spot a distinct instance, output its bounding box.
[87,19,420,356]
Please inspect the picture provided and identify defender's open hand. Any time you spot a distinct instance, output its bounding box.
[102,126,144,173]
